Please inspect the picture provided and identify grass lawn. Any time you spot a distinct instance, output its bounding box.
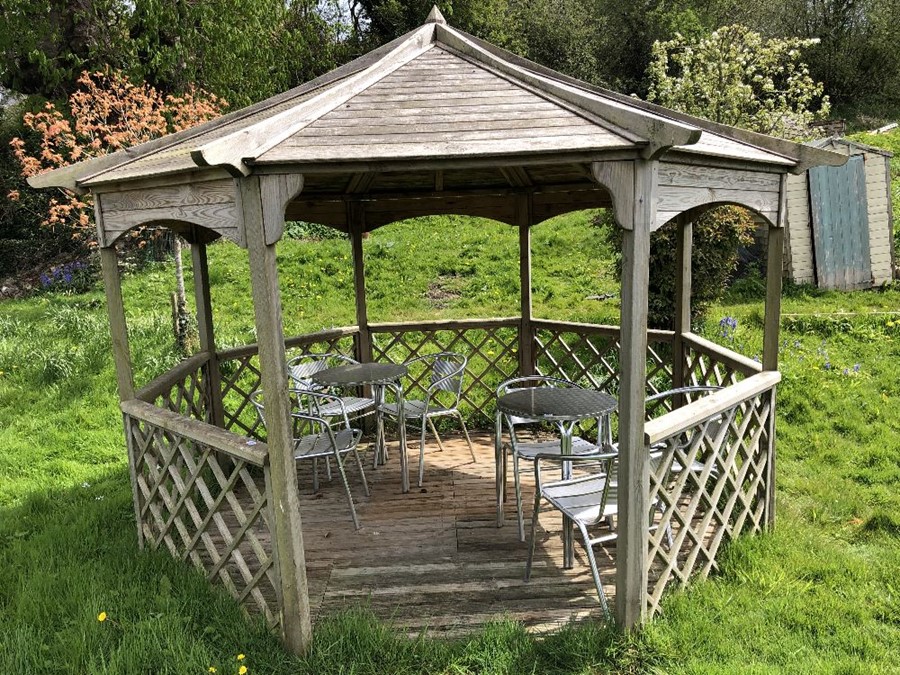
[1,208,898,673]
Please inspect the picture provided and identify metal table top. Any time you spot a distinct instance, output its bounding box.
[311,362,408,387]
[497,387,617,422]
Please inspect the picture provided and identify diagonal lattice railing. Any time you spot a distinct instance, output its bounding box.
[370,319,520,427]
[135,352,212,422]
[643,372,778,616]
[122,399,281,628]
[532,320,675,398]
[682,332,762,390]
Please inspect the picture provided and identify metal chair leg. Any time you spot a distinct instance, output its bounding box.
[417,418,428,487]
[458,412,477,463]
[352,447,370,497]
[427,417,445,451]
[312,458,319,493]
[334,450,361,530]
[513,453,525,542]
[524,488,542,581]
[579,522,611,621]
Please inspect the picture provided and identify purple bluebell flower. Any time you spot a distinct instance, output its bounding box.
[824,361,831,371]
[842,368,849,375]
[853,363,861,373]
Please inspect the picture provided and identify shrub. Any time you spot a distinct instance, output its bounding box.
[598,205,757,329]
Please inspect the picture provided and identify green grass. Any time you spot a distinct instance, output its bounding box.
[1,210,899,672]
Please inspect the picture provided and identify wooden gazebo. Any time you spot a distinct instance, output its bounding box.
[31,7,843,654]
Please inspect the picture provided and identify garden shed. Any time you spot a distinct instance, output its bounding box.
[27,7,844,656]
[784,137,895,289]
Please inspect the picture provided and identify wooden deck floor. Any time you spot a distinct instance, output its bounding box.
[297,432,613,637]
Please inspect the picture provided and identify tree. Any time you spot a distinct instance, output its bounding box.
[9,70,225,349]
[647,24,830,138]
[0,0,132,99]
[128,0,342,107]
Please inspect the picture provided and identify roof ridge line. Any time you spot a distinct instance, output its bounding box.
[193,25,437,175]
[451,28,845,171]
[438,43,645,145]
[434,24,700,159]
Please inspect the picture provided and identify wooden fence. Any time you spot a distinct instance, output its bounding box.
[120,317,774,628]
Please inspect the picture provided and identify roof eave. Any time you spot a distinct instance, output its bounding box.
[451,29,846,173]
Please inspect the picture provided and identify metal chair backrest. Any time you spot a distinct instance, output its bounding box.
[287,352,357,391]
[404,352,467,407]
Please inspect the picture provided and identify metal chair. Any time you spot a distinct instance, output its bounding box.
[524,452,619,619]
[379,352,475,487]
[286,353,376,423]
[250,389,370,530]
[524,449,677,620]
[495,375,608,542]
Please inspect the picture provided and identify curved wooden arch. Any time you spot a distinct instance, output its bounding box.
[96,177,244,247]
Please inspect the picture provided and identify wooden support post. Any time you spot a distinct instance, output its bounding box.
[349,203,372,363]
[616,159,656,629]
[672,215,692,394]
[191,242,225,427]
[241,175,312,655]
[517,194,534,376]
[100,244,144,549]
[100,246,135,401]
[762,175,787,528]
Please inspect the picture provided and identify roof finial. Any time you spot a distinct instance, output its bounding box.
[426,5,447,24]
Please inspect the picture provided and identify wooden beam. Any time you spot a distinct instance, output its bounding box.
[191,242,225,427]
[518,195,534,376]
[121,399,269,466]
[100,246,135,400]
[672,214,692,394]
[763,176,787,371]
[616,159,656,629]
[592,161,635,229]
[349,202,372,363]
[762,174,787,531]
[644,371,781,445]
[240,175,312,654]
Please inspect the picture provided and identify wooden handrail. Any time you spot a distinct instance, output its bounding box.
[682,332,762,376]
[531,319,675,342]
[370,317,520,332]
[135,352,211,403]
[121,399,269,466]
[217,326,361,361]
[644,371,780,446]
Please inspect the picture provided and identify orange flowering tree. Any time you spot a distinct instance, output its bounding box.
[10,69,226,247]
[10,70,225,349]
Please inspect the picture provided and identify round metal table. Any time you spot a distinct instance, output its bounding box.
[495,386,617,569]
[312,362,412,492]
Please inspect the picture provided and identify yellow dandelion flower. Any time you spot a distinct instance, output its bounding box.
[236,654,245,661]
[208,669,217,674]
[97,611,107,622]
[238,666,248,675]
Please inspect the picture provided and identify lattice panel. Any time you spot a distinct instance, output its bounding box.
[533,328,674,398]
[371,326,519,426]
[155,363,210,423]
[126,414,281,628]
[645,389,773,615]
[684,346,748,390]
[219,335,356,437]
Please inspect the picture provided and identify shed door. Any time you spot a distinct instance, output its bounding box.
[808,154,872,290]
